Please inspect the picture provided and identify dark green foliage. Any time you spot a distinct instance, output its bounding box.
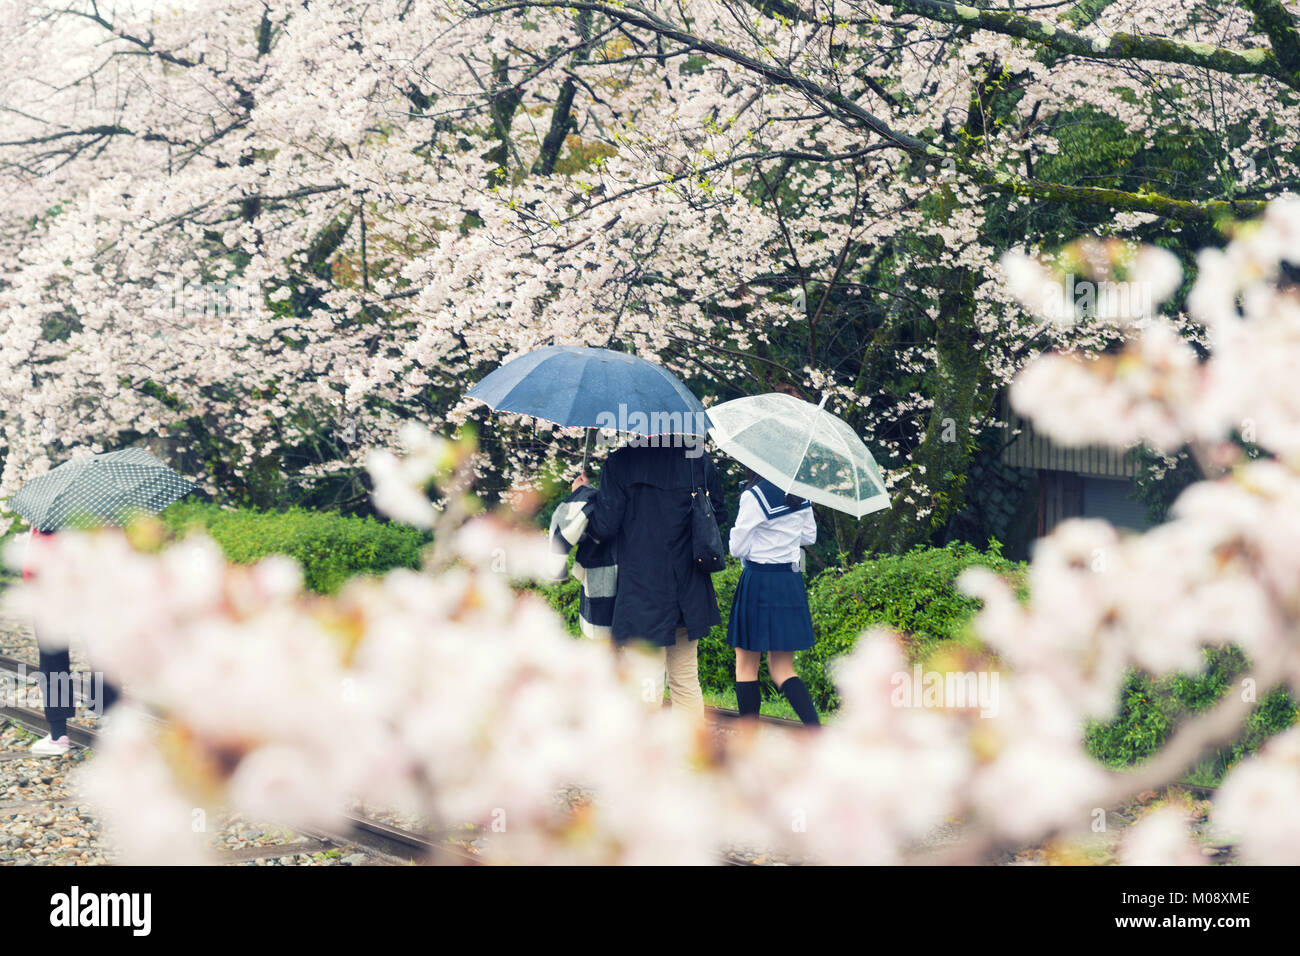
[942,433,1040,560]
[1132,448,1203,525]
[540,541,1023,708]
[538,569,582,634]
[540,541,1296,771]
[696,560,747,698]
[782,541,1022,709]
[1084,646,1298,781]
[1232,688,1300,766]
[159,500,428,594]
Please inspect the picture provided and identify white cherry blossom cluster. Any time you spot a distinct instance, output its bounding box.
[2,0,1290,532]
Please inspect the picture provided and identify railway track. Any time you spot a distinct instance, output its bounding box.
[0,654,776,865]
[4,652,1238,867]
[0,653,805,730]
[0,703,482,866]
[702,705,805,729]
[0,654,486,865]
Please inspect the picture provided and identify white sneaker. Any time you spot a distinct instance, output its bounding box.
[29,734,70,756]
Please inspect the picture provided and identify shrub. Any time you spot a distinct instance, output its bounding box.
[779,541,1023,709]
[538,539,1295,774]
[538,570,583,634]
[1085,646,1298,780]
[159,501,428,594]
[540,541,1023,709]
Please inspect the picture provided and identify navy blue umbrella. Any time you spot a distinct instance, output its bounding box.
[466,346,711,468]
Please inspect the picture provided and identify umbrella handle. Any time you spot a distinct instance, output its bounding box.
[581,427,596,474]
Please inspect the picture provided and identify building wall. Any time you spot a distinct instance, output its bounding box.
[1000,395,1150,540]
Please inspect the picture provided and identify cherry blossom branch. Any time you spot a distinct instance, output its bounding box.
[0,126,184,148]
[466,0,1270,223]
[1239,0,1300,83]
[914,652,1288,866]
[884,0,1297,90]
[60,5,200,68]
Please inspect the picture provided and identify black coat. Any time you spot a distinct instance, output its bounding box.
[588,443,727,646]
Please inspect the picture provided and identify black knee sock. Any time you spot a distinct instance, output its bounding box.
[779,677,820,726]
[735,680,761,718]
[92,679,120,716]
[38,644,75,737]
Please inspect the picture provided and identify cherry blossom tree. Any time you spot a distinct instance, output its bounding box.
[5,198,1300,864]
[1,0,1296,559]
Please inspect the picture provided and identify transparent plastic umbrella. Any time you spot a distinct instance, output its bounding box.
[707,393,890,518]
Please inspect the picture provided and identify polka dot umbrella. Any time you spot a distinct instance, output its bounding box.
[8,447,197,532]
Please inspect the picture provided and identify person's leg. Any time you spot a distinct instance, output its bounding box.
[614,639,667,708]
[87,669,119,717]
[770,651,820,726]
[734,649,761,683]
[36,637,74,741]
[733,648,762,717]
[768,651,797,686]
[664,627,704,720]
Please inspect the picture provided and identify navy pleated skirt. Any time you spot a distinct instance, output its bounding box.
[726,561,816,652]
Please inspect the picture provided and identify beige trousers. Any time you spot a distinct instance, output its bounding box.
[621,627,704,720]
[657,627,704,719]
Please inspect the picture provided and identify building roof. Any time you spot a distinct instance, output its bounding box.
[998,394,1139,478]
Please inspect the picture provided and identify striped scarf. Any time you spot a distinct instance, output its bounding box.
[546,486,617,639]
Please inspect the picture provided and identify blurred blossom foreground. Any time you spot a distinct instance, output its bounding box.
[9,202,1300,864]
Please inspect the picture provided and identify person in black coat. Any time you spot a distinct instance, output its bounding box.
[572,440,726,718]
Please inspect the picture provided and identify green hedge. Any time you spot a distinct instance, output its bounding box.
[159,501,429,594]
[540,541,1296,777]
[1086,646,1298,780]
[0,516,28,585]
[541,541,1023,709]
[788,541,1022,709]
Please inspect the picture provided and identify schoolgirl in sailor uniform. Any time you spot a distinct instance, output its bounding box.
[727,472,821,726]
